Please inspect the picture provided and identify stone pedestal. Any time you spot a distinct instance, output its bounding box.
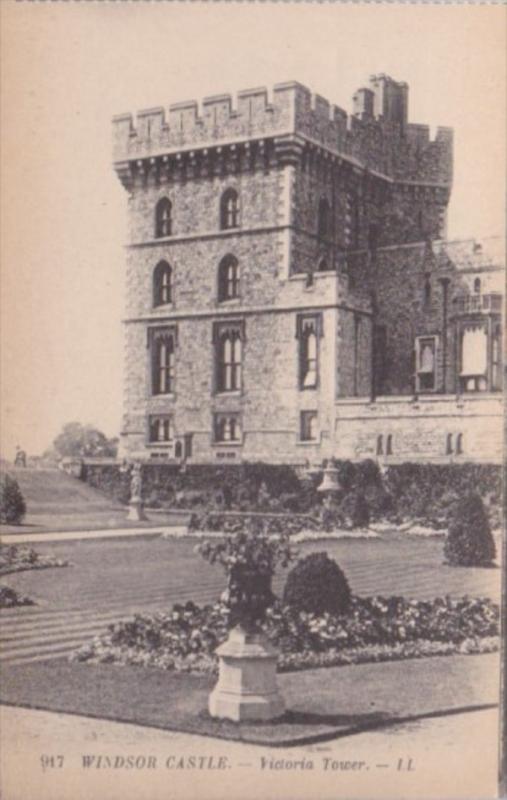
[209,626,285,722]
[127,498,146,522]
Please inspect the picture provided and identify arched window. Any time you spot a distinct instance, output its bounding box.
[474,277,481,294]
[317,198,330,240]
[220,189,240,230]
[155,198,172,238]
[214,413,241,443]
[306,271,314,288]
[153,261,172,306]
[368,224,379,252]
[386,434,393,455]
[446,433,453,455]
[297,313,321,390]
[317,256,328,272]
[376,435,384,456]
[149,415,174,443]
[424,276,431,307]
[217,331,242,392]
[456,433,463,455]
[218,255,239,301]
[151,330,175,395]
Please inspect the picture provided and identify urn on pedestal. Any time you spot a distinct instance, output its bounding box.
[198,524,295,722]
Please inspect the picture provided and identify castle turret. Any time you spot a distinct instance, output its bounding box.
[352,87,375,121]
[369,74,408,127]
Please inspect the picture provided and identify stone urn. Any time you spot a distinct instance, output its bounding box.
[208,567,285,722]
[317,463,341,495]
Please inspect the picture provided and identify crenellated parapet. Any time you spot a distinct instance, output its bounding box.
[113,75,453,189]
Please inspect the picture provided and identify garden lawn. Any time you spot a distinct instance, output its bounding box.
[0,652,498,746]
[0,534,501,615]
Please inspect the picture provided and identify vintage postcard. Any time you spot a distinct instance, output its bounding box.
[0,1,505,799]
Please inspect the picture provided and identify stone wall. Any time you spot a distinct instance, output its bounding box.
[334,395,503,463]
[122,307,338,464]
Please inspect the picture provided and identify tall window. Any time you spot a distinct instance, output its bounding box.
[415,336,437,392]
[374,325,387,395]
[424,276,432,307]
[297,314,322,390]
[214,322,244,393]
[220,189,240,230]
[149,415,174,443]
[218,255,240,301]
[155,198,172,238]
[153,261,172,306]
[214,413,241,443]
[460,324,488,392]
[300,411,318,442]
[346,192,360,248]
[150,328,176,395]
[474,277,481,294]
[492,324,502,391]
[317,198,330,240]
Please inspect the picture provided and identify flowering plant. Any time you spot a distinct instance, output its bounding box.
[196,520,296,629]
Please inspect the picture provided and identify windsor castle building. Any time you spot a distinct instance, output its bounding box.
[113,75,503,466]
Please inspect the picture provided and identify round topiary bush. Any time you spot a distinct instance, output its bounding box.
[444,493,496,567]
[0,474,26,524]
[283,552,351,615]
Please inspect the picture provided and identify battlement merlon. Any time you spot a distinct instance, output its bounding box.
[112,77,453,186]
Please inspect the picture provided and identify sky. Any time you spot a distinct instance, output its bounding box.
[1,2,505,458]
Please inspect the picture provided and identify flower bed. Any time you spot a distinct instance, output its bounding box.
[72,595,499,673]
[0,544,69,576]
[0,585,35,608]
[188,511,322,536]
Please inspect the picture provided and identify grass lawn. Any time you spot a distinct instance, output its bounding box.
[1,534,501,615]
[0,653,498,746]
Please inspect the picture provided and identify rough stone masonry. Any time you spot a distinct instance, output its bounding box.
[113,74,503,466]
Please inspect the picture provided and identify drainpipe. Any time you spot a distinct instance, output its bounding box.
[439,277,450,394]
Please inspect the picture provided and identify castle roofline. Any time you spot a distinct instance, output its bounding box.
[112,76,453,188]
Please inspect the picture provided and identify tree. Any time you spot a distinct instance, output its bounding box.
[50,422,118,459]
[444,493,496,567]
[0,474,26,524]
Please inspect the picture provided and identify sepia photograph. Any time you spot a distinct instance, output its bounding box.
[0,2,505,799]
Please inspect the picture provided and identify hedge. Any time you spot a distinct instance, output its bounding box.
[81,461,502,529]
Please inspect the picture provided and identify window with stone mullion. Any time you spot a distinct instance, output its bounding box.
[153,336,175,394]
[219,334,241,391]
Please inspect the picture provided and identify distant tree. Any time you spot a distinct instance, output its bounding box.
[50,422,118,459]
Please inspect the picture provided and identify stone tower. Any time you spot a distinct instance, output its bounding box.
[112,75,483,465]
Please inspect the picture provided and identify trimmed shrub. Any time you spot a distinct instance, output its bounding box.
[444,494,496,567]
[283,552,351,615]
[350,492,370,528]
[0,586,34,608]
[340,490,371,528]
[0,474,26,524]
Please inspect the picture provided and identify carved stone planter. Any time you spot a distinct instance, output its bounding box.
[209,625,285,722]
